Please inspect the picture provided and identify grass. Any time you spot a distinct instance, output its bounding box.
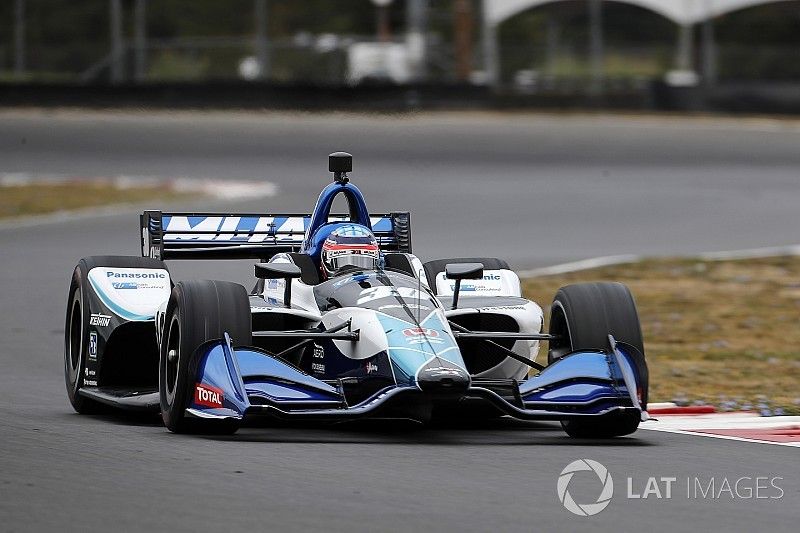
[0,182,191,219]
[522,256,800,414]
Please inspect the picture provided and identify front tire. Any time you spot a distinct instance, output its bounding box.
[159,280,251,434]
[547,282,647,438]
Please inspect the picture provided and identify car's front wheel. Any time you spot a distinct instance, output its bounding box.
[159,280,251,434]
[547,282,648,438]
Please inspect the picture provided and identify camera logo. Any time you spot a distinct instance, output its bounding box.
[557,459,614,516]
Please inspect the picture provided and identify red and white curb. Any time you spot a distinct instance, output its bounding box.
[643,403,800,447]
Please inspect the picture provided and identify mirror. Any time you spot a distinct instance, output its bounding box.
[445,262,484,281]
[255,262,302,280]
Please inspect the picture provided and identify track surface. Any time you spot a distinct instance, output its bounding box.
[1,111,799,532]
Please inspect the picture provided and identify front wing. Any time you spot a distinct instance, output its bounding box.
[184,334,648,424]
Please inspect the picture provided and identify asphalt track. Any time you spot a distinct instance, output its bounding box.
[1,111,799,532]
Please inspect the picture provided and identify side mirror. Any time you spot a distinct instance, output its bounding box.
[445,263,484,281]
[445,262,484,310]
[255,263,302,308]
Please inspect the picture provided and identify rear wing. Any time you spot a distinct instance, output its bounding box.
[140,211,411,260]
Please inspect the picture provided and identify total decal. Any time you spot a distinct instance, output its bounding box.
[87,267,171,322]
[194,383,224,408]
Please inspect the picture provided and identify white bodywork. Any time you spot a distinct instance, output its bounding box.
[147,253,543,382]
[259,255,543,382]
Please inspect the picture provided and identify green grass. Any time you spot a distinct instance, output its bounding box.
[522,256,800,414]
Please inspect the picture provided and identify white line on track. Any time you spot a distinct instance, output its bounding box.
[641,426,800,448]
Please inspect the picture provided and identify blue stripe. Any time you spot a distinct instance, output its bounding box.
[87,276,154,322]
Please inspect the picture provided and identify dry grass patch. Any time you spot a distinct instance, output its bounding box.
[522,256,800,413]
[0,182,191,219]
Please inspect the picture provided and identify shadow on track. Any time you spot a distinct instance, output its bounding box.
[202,417,656,447]
[58,407,655,447]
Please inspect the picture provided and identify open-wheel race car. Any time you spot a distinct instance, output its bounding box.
[64,152,649,438]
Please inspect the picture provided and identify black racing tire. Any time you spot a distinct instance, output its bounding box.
[561,411,643,439]
[64,256,168,414]
[547,282,647,438]
[159,280,251,434]
[423,257,510,294]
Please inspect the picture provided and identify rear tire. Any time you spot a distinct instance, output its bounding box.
[64,265,104,414]
[64,256,168,414]
[159,280,251,434]
[547,282,647,438]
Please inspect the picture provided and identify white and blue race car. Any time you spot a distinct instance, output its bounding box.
[65,152,649,437]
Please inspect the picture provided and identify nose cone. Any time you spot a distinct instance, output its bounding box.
[416,358,470,393]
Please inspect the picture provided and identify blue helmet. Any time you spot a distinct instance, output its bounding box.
[312,223,380,279]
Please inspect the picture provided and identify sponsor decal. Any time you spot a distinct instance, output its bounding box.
[402,327,443,345]
[366,361,378,374]
[267,279,279,290]
[106,271,167,279]
[89,314,111,327]
[162,215,392,244]
[311,362,326,374]
[194,383,224,408]
[88,331,98,359]
[84,379,98,387]
[477,306,526,311]
[84,368,96,377]
[112,282,138,290]
[313,344,325,359]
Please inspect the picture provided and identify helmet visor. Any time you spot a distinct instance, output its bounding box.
[327,252,378,272]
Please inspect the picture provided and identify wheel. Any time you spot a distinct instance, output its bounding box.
[65,264,105,414]
[561,411,642,439]
[65,255,168,414]
[547,282,647,438]
[423,257,510,293]
[159,280,251,434]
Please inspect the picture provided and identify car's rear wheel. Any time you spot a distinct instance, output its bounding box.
[64,256,170,414]
[64,264,105,414]
[547,282,647,438]
[159,280,251,434]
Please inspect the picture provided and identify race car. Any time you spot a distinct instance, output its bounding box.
[64,151,649,438]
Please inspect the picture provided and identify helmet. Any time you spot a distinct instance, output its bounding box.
[320,224,380,279]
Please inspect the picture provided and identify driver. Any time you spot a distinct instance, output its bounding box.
[320,224,381,280]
